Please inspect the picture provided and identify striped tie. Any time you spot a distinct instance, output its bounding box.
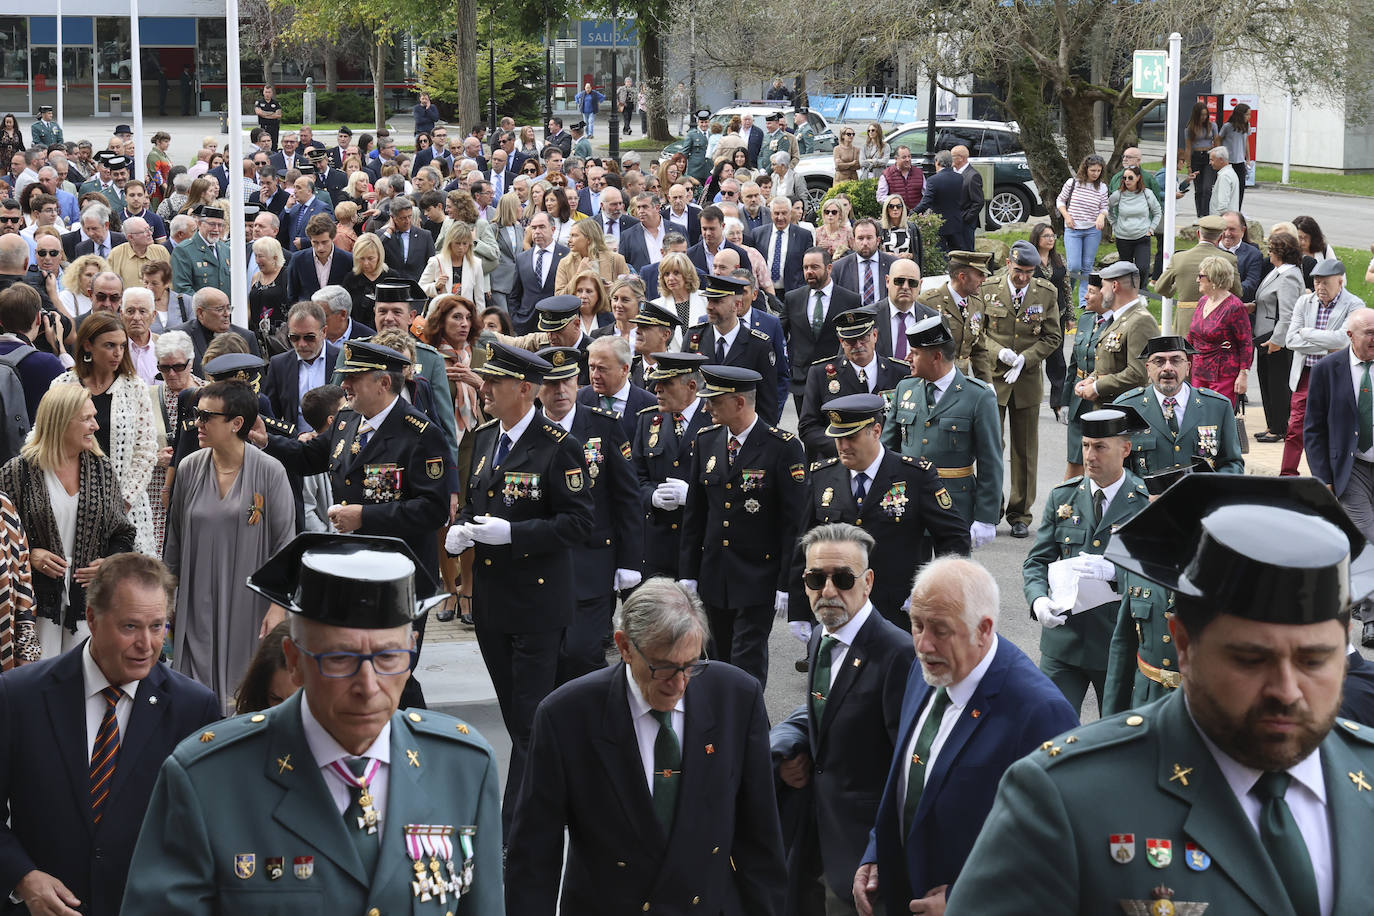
[90,685,122,823]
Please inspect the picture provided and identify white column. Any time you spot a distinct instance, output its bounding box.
[1160,32,1182,336]
[55,1,64,127]
[226,0,247,326]
[1281,91,1294,185]
[130,0,145,177]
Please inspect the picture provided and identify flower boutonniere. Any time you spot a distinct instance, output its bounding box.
[247,492,264,526]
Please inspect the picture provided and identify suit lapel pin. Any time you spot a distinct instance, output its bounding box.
[705,744,715,755]
[1184,842,1211,871]
[851,657,862,668]
[1350,770,1372,792]
[1109,833,1134,863]
[148,695,158,705]
[1169,763,1192,787]
[407,749,421,768]
[276,754,294,775]
[970,709,981,718]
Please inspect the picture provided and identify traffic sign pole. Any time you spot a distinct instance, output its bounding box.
[1161,32,1182,335]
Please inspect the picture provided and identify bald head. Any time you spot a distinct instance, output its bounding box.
[1348,308,1374,361]
[0,235,28,274]
[712,248,742,275]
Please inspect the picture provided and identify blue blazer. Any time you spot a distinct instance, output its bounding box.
[577,381,657,443]
[686,239,753,278]
[263,341,342,425]
[617,222,653,270]
[1232,240,1263,303]
[510,244,570,333]
[864,639,1078,913]
[285,246,353,303]
[914,169,965,233]
[661,205,701,246]
[282,197,331,251]
[1305,346,1358,498]
[0,646,220,916]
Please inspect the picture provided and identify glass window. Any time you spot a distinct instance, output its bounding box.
[936,127,984,157]
[96,17,131,82]
[0,17,27,82]
[986,130,1022,155]
[197,17,226,85]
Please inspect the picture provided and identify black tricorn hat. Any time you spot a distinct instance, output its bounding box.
[1080,405,1147,439]
[247,533,443,627]
[1141,456,1213,496]
[1104,476,1374,622]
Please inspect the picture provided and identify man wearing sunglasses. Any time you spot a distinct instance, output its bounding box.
[265,300,340,433]
[873,257,936,359]
[124,534,504,914]
[506,576,785,915]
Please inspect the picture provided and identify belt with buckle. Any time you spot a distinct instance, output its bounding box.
[1076,369,1087,379]
[937,465,975,478]
[1137,653,1180,689]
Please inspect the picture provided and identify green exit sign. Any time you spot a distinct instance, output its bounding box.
[1133,50,1168,99]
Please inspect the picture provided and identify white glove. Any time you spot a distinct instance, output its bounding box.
[614,568,643,591]
[444,524,474,555]
[468,515,513,545]
[663,476,689,502]
[677,578,698,596]
[774,590,789,618]
[1002,362,1024,385]
[789,621,813,644]
[1071,554,1117,581]
[970,521,997,548]
[997,347,1019,367]
[651,486,677,510]
[1032,597,1068,629]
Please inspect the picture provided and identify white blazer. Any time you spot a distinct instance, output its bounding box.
[1285,288,1367,388]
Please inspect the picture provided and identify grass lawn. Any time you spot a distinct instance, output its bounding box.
[615,136,674,152]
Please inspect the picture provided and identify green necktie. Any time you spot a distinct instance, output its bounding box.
[811,635,840,724]
[925,383,937,411]
[1251,772,1320,916]
[343,757,380,877]
[601,394,617,414]
[1360,361,1373,452]
[649,709,681,831]
[902,687,951,830]
[811,289,825,334]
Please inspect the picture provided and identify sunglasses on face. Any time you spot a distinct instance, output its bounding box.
[195,409,229,423]
[803,567,862,591]
[288,333,319,343]
[887,203,902,209]
[157,361,190,373]
[35,248,60,257]
[523,167,538,174]
[93,292,120,302]
[0,216,21,224]
[824,209,839,215]
[890,277,919,288]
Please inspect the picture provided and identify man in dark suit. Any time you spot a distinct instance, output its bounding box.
[951,146,985,251]
[662,182,702,245]
[64,204,125,261]
[0,553,220,916]
[742,113,765,169]
[830,219,897,309]
[281,175,331,252]
[206,161,230,197]
[1305,309,1374,542]
[267,130,303,174]
[593,188,640,249]
[1218,208,1263,302]
[247,168,290,216]
[721,265,791,412]
[307,148,348,202]
[781,247,862,408]
[577,335,657,442]
[506,577,786,915]
[379,197,434,282]
[681,275,783,425]
[752,197,813,296]
[544,117,573,158]
[686,206,752,278]
[509,212,569,334]
[915,151,967,253]
[854,556,1078,915]
[874,258,938,359]
[316,284,374,344]
[263,300,340,431]
[326,126,351,171]
[285,214,354,303]
[171,287,261,375]
[483,149,516,203]
[772,521,915,912]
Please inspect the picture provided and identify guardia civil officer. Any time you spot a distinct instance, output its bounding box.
[121,534,503,915]
[1074,259,1160,410]
[1064,272,1110,478]
[683,110,713,185]
[950,475,1374,915]
[914,250,993,381]
[791,393,969,631]
[679,365,806,689]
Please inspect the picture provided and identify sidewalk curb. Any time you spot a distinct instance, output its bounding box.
[1256,182,1371,201]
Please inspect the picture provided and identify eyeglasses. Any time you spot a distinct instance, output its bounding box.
[803,567,864,591]
[887,203,903,209]
[0,216,21,224]
[295,645,418,678]
[1147,356,1189,368]
[35,248,60,257]
[288,332,319,343]
[1197,273,1207,279]
[842,132,855,138]
[823,209,839,216]
[890,277,920,288]
[195,408,230,423]
[93,292,121,302]
[157,361,190,373]
[522,167,538,174]
[629,636,709,681]
[200,305,232,315]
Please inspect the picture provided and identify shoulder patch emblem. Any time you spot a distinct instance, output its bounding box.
[935,487,953,510]
[565,467,584,491]
[425,457,444,479]
[790,463,806,482]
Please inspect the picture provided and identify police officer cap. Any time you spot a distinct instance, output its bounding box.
[907,314,953,349]
[337,125,354,136]
[630,302,684,329]
[1196,214,1227,232]
[204,353,267,383]
[307,146,329,160]
[367,279,424,304]
[536,294,583,331]
[535,346,582,382]
[946,250,992,275]
[571,120,587,131]
[247,533,439,628]
[474,340,551,383]
[695,109,712,121]
[1138,335,1197,359]
[297,163,317,176]
[242,203,261,219]
[1311,258,1346,278]
[766,112,784,122]
[1079,405,1146,439]
[94,150,118,164]
[1142,456,1213,497]
[646,352,709,382]
[104,156,132,171]
[1008,240,1041,269]
[1087,271,1104,288]
[834,307,878,339]
[698,365,761,398]
[193,205,226,221]
[39,105,53,114]
[337,340,411,375]
[1105,476,1374,623]
[700,274,746,299]
[1099,260,1139,281]
[823,393,886,437]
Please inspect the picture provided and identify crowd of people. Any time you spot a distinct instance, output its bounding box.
[0,95,1372,916]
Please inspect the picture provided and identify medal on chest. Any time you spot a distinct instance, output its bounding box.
[648,414,662,448]
[826,362,840,394]
[503,472,541,505]
[879,482,908,519]
[363,463,402,501]
[583,437,603,479]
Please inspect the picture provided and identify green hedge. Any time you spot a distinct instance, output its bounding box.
[822,180,948,278]
[270,90,377,124]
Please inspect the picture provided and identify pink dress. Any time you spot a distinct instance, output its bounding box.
[1186,293,1254,409]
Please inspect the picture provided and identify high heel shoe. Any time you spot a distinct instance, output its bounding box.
[459,596,475,627]
[436,593,459,623]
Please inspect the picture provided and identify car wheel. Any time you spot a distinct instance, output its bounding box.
[804,178,831,214]
[987,186,1030,228]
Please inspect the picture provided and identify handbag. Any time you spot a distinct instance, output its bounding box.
[1235,394,1249,455]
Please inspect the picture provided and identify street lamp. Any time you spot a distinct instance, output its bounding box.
[608,1,620,160]
[487,3,496,133]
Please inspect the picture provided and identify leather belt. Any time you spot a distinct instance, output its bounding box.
[937,466,974,478]
[1137,653,1181,689]
[1076,369,1087,379]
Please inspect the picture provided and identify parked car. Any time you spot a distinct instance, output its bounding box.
[794,119,1045,228]
[663,103,836,158]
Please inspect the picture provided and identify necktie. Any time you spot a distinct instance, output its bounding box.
[811,290,825,335]
[342,757,380,876]
[902,687,952,829]
[649,709,681,831]
[862,261,876,306]
[858,366,869,391]
[90,685,122,823]
[1252,772,1320,916]
[1163,397,1179,435]
[294,206,309,237]
[728,435,740,466]
[1092,487,1106,524]
[357,422,373,451]
[673,412,686,438]
[771,231,784,285]
[926,383,937,410]
[1360,362,1373,452]
[715,337,727,364]
[606,218,616,236]
[601,394,618,414]
[894,313,909,360]
[811,635,840,723]
[853,471,868,504]
[536,249,547,286]
[494,432,512,466]
[400,232,410,260]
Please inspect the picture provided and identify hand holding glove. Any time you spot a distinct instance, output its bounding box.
[1071,554,1117,581]
[789,621,813,644]
[468,515,513,545]
[444,524,474,555]
[997,347,1019,367]
[774,590,789,618]
[1032,596,1068,629]
[613,568,643,591]
[970,521,997,548]
[651,486,678,511]
[1003,362,1024,385]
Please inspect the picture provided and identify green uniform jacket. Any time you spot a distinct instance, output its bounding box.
[77,178,125,212]
[1065,310,1107,464]
[1090,300,1160,407]
[794,125,816,156]
[915,284,993,382]
[171,232,232,296]
[121,692,505,915]
[572,137,593,160]
[979,274,1063,409]
[881,369,1002,526]
[948,691,1374,915]
[683,128,710,183]
[1102,569,1177,716]
[1112,384,1244,476]
[30,120,62,148]
[1023,472,1149,669]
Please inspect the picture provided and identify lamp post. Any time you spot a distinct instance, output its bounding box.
[543,15,552,130]
[607,2,620,161]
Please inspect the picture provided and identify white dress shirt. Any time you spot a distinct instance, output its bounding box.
[551,404,577,433]
[625,665,685,795]
[767,226,790,277]
[1153,383,1191,431]
[532,244,557,286]
[314,250,334,292]
[297,350,330,429]
[642,221,666,264]
[83,641,140,759]
[898,633,1000,832]
[946,282,967,312]
[891,306,918,349]
[603,379,631,416]
[726,414,759,450]
[849,449,884,499]
[714,321,741,360]
[498,404,537,452]
[1088,472,1125,519]
[850,354,878,392]
[302,694,393,824]
[359,394,399,442]
[816,602,874,689]
[929,366,957,405]
[1349,349,1374,461]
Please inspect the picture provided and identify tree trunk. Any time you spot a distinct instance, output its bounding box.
[641,24,672,141]
[324,47,339,94]
[1006,62,1068,231]
[372,39,386,131]
[455,0,480,135]
[1061,93,1098,177]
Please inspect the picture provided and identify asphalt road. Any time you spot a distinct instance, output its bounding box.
[1199,185,1372,249]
